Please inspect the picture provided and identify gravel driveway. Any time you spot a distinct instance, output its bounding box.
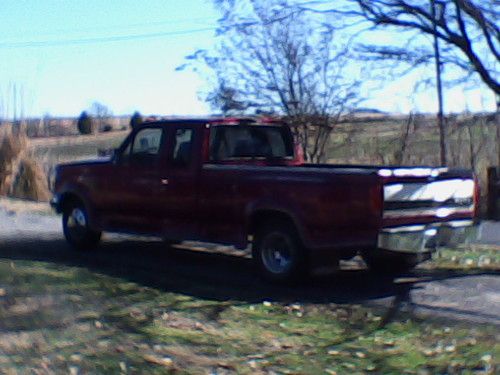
[0,207,499,325]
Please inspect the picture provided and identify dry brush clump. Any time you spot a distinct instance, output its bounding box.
[0,125,50,202]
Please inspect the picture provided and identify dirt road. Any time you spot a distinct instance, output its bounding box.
[0,208,499,325]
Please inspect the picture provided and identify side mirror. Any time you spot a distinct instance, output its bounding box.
[98,148,121,164]
[98,148,115,157]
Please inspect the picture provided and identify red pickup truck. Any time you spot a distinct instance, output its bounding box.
[51,118,478,282]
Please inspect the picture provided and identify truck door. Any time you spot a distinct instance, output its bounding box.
[104,126,167,233]
[157,125,200,240]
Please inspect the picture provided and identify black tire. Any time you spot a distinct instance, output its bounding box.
[252,219,308,283]
[62,200,101,250]
[362,250,429,275]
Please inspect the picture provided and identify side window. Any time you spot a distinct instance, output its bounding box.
[172,128,194,167]
[122,127,164,166]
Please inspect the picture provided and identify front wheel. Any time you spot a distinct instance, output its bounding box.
[63,201,101,250]
[252,220,308,283]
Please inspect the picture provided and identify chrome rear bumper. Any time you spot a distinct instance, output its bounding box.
[378,220,478,254]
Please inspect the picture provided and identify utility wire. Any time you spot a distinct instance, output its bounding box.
[3,16,214,40]
[0,26,217,49]
[0,15,291,49]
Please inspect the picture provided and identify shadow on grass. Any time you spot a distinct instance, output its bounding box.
[0,236,498,323]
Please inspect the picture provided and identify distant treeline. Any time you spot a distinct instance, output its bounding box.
[0,116,131,138]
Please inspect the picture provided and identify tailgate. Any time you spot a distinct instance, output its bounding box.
[380,167,477,227]
[377,167,478,253]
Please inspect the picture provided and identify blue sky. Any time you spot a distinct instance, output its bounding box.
[0,0,217,118]
[0,0,496,118]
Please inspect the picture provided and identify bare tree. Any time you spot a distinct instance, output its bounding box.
[88,101,113,133]
[301,0,499,164]
[393,113,415,164]
[182,0,362,162]
[304,0,498,94]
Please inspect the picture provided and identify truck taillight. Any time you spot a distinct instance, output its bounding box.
[294,143,305,164]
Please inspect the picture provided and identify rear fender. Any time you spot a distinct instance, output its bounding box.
[245,202,310,248]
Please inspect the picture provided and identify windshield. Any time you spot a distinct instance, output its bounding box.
[209,125,294,161]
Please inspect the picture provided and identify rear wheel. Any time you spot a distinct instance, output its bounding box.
[63,201,101,250]
[252,220,308,283]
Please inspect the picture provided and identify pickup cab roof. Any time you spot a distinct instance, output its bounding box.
[140,117,284,128]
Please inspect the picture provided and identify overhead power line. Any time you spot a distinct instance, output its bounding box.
[0,26,217,49]
[3,16,214,39]
[0,15,292,49]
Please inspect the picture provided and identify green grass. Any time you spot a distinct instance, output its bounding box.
[0,259,498,374]
[427,245,500,271]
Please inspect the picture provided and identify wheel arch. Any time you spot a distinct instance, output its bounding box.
[57,189,100,232]
[58,192,85,214]
[248,208,306,247]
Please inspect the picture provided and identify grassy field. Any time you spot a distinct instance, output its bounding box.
[29,130,128,172]
[0,255,498,374]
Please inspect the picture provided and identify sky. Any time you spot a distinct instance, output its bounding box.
[0,0,496,119]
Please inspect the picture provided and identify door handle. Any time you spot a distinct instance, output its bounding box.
[160,179,169,186]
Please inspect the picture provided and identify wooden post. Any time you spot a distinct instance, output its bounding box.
[431,0,447,166]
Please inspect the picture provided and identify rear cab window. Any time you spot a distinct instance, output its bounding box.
[209,125,294,162]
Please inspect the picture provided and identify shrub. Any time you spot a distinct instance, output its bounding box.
[77,111,93,135]
[130,111,143,129]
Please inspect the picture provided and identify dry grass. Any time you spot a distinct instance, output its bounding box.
[0,125,50,202]
[9,158,50,201]
[0,128,26,195]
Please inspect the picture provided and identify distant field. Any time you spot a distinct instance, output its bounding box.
[327,117,497,198]
[30,131,128,171]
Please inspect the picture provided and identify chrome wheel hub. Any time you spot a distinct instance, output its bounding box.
[67,208,87,241]
[261,233,293,274]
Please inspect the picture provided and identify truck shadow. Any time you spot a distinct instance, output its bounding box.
[1,236,497,321]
